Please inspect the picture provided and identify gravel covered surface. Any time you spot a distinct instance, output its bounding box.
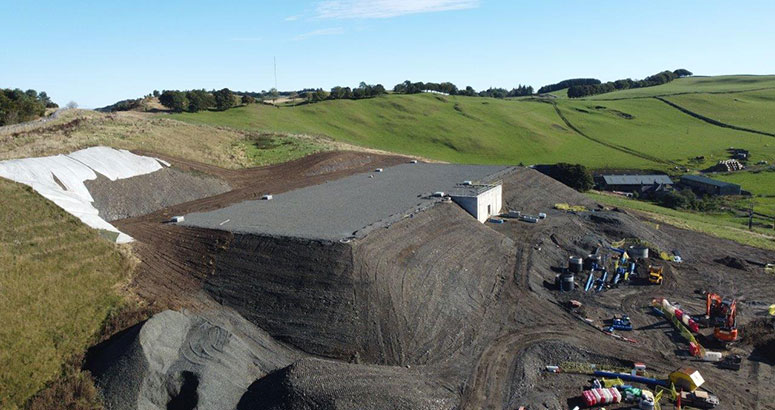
[85,309,300,410]
[86,167,231,221]
[180,163,510,240]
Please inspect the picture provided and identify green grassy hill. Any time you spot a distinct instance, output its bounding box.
[172,75,775,171]
[663,89,775,134]
[586,75,775,99]
[0,180,129,408]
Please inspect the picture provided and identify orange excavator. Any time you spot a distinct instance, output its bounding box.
[705,293,738,343]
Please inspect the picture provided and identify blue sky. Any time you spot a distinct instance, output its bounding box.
[2,0,773,108]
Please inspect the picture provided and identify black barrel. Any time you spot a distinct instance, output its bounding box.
[561,272,575,291]
[568,256,583,274]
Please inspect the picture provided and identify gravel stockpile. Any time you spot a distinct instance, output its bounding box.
[85,309,299,410]
[181,163,511,240]
[86,167,231,221]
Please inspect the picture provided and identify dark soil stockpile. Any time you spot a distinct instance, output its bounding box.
[237,358,456,410]
[714,255,750,271]
[86,167,231,221]
[740,318,775,364]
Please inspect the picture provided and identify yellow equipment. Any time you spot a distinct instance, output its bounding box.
[648,265,664,285]
[669,368,705,392]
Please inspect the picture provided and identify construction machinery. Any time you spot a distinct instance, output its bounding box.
[648,265,664,285]
[607,315,633,331]
[703,293,739,343]
[717,354,742,371]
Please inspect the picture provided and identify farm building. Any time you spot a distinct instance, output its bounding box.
[680,175,741,196]
[597,175,673,193]
[181,163,511,240]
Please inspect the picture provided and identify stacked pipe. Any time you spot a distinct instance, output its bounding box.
[582,387,622,407]
[661,298,700,332]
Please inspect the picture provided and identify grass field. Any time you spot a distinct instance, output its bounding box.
[587,191,775,251]
[586,75,775,100]
[664,89,775,134]
[171,78,775,171]
[0,179,129,408]
[173,94,646,167]
[557,97,775,167]
[0,110,336,169]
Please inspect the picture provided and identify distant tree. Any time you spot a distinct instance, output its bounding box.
[241,94,256,105]
[65,101,78,109]
[462,86,477,96]
[0,88,49,125]
[159,90,187,112]
[153,90,160,97]
[268,88,279,104]
[329,86,346,99]
[372,84,386,96]
[213,88,234,111]
[538,78,601,94]
[186,89,215,112]
[37,91,56,108]
[545,163,594,192]
[673,69,693,78]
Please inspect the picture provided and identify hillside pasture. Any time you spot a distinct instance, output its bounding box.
[664,89,775,134]
[557,97,775,167]
[0,179,127,408]
[585,75,775,100]
[172,94,645,167]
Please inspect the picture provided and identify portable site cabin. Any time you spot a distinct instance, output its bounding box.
[448,183,503,223]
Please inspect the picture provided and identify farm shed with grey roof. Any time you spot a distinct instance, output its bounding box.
[181,163,512,240]
[680,175,741,196]
[598,174,673,192]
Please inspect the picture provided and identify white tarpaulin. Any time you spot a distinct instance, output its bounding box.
[0,147,168,243]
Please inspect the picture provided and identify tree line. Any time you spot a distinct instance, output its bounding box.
[392,81,534,98]
[158,88,253,113]
[537,79,601,94]
[0,88,57,126]
[567,69,692,98]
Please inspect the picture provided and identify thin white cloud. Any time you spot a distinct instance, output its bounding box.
[315,0,479,19]
[284,15,299,21]
[293,27,345,41]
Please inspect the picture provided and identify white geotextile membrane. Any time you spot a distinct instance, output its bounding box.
[0,147,167,243]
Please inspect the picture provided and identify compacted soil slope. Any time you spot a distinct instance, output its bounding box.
[92,153,775,409]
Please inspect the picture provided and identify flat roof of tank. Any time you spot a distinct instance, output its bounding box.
[180,163,512,240]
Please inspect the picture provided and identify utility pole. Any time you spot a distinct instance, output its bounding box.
[748,201,753,231]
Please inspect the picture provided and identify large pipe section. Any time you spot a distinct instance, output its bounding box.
[661,298,699,333]
[592,371,668,387]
